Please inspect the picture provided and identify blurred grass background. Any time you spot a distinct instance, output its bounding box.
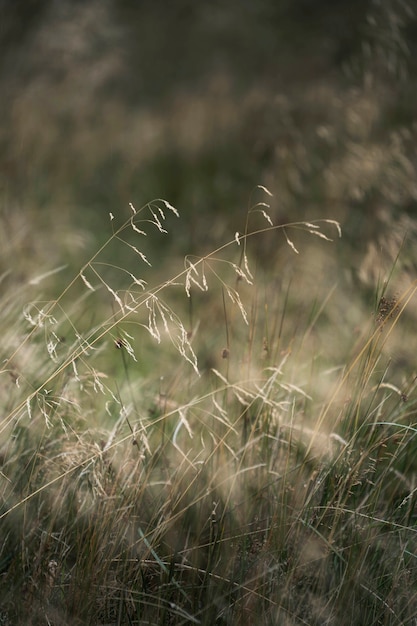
[2,0,417,382]
[1,0,416,239]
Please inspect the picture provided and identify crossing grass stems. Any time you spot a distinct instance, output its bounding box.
[0,193,416,625]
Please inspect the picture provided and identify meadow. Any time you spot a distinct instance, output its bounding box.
[0,189,416,625]
[1,2,417,624]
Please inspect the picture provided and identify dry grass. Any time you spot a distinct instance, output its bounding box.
[1,5,417,622]
[0,195,416,625]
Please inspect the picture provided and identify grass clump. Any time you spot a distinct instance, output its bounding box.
[0,194,416,626]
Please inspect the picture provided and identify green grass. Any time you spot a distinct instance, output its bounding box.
[0,195,416,625]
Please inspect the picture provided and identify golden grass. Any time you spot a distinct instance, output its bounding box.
[0,196,416,625]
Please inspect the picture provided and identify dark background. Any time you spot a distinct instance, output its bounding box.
[1,0,417,265]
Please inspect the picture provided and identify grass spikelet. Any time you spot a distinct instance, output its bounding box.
[283,228,299,254]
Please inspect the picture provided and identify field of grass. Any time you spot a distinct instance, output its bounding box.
[1,2,417,624]
[0,192,416,626]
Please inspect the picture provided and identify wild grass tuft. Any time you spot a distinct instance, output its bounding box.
[0,196,416,625]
